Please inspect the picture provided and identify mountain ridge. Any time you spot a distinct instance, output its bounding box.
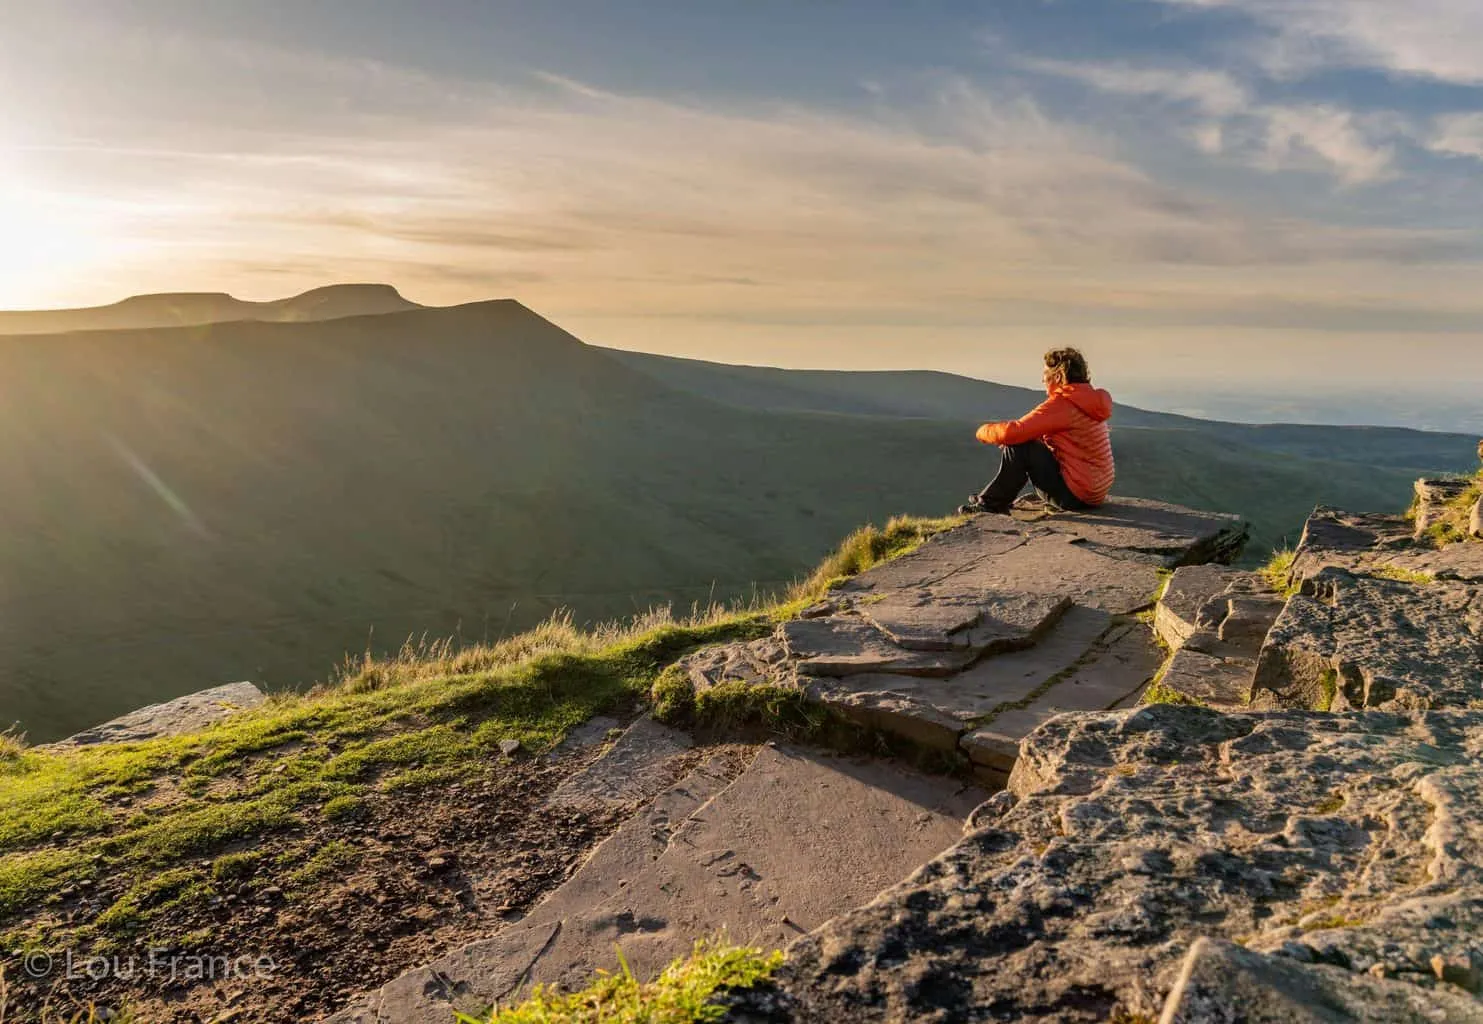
[0,283,422,335]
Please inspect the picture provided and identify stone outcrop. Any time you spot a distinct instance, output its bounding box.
[43,681,265,748]
[1160,938,1483,1024]
[1254,567,1482,711]
[729,705,1483,1023]
[1414,478,1474,539]
[1153,565,1285,707]
[1290,506,1483,584]
[679,498,1247,786]
[315,488,1483,1022]
[1472,497,1482,541]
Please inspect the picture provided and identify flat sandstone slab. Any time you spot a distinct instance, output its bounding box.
[677,497,1245,770]
[730,705,1483,1024]
[332,745,984,1024]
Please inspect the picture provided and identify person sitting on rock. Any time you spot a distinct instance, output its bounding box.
[959,347,1114,515]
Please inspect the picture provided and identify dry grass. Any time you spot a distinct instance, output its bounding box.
[0,730,25,767]
[1259,547,1299,597]
[787,514,965,602]
[326,600,766,697]
[0,966,135,1023]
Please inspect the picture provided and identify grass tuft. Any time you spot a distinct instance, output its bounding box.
[1259,547,1299,597]
[286,840,361,887]
[458,941,782,1024]
[0,729,26,771]
[788,515,965,603]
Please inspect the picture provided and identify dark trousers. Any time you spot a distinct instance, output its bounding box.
[976,441,1091,512]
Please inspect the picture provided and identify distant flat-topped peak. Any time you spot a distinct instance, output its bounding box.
[0,283,424,335]
[113,291,236,305]
[272,283,420,321]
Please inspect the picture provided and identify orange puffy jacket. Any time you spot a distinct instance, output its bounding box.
[975,383,1115,505]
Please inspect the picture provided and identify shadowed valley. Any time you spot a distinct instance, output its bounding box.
[0,295,1474,742]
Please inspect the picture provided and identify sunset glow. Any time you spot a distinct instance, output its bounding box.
[1,0,1481,393]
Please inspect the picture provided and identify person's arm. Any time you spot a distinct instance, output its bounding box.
[976,396,1075,445]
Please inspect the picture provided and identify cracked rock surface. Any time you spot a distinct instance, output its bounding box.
[727,705,1483,1023]
[1291,506,1483,584]
[680,498,1246,781]
[1254,567,1482,711]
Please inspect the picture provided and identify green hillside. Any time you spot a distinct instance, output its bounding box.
[607,350,1480,471]
[0,301,1461,741]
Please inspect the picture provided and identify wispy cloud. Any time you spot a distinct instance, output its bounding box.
[1018,56,1399,183]
[1431,113,1483,159]
[2,7,1481,386]
[1016,58,1250,116]
[1156,0,1483,84]
[1255,104,1397,183]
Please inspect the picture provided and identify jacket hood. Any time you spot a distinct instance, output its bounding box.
[1055,383,1113,422]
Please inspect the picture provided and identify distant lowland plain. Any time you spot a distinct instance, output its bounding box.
[1,284,1476,742]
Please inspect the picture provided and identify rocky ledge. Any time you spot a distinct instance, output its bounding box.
[730,704,1483,1023]
[726,478,1483,1023]
[679,497,1247,787]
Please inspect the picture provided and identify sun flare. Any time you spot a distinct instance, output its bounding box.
[0,174,114,309]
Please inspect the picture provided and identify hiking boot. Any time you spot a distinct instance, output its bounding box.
[958,496,1011,516]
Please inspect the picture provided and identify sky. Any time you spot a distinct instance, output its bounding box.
[1,0,1482,399]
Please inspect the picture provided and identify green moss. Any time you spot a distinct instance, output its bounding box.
[211,850,263,881]
[1316,669,1339,712]
[458,942,782,1024]
[652,664,697,724]
[691,682,831,739]
[287,840,362,887]
[1141,679,1206,708]
[1370,566,1435,585]
[1312,792,1345,814]
[322,794,369,822]
[0,848,92,918]
[1302,913,1366,931]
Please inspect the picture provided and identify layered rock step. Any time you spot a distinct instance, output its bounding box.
[730,705,1483,1024]
[680,498,1247,786]
[1290,505,1483,584]
[329,726,983,1023]
[1152,564,1285,707]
